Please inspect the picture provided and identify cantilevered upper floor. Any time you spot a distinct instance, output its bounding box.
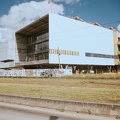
[15,13,119,69]
[15,14,49,67]
[0,13,117,70]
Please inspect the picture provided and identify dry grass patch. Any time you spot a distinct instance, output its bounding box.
[62,73,120,79]
[0,76,120,103]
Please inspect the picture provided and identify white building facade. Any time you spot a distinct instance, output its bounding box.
[0,13,119,72]
[49,13,116,66]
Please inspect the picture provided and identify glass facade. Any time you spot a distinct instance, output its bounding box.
[27,33,49,61]
[118,38,120,61]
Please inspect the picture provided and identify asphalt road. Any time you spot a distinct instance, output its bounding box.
[0,102,116,120]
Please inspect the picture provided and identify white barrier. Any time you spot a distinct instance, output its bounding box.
[0,69,72,77]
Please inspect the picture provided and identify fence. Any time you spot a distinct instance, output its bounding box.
[0,69,72,77]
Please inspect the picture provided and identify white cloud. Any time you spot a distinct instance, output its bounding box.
[53,0,80,4]
[0,0,64,30]
[0,0,64,43]
[0,28,14,43]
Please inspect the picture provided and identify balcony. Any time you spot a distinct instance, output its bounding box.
[118,51,120,54]
[118,61,120,65]
[117,42,120,45]
[28,48,49,56]
[15,59,49,66]
[27,37,49,46]
[27,33,49,46]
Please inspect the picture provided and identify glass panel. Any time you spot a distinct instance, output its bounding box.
[36,33,49,41]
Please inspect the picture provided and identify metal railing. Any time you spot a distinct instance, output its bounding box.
[27,48,49,55]
[15,59,49,66]
[118,51,120,54]
[27,33,49,46]
[117,41,120,45]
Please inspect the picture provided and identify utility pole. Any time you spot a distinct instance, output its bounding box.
[58,47,60,70]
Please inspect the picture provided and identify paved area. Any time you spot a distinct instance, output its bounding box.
[0,102,117,120]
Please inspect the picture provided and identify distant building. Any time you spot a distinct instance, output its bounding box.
[0,13,120,73]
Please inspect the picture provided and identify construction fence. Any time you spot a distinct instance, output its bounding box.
[0,69,72,77]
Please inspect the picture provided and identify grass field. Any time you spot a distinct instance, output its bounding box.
[0,74,120,103]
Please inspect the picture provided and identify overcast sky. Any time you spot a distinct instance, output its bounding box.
[0,0,120,43]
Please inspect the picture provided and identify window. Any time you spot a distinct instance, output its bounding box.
[85,52,118,59]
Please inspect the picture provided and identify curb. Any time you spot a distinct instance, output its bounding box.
[0,94,120,117]
[0,102,117,120]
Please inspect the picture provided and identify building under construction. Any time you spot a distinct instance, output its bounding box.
[0,13,120,73]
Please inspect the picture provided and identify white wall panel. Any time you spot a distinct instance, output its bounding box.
[0,41,15,61]
[0,41,15,68]
[49,13,114,65]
